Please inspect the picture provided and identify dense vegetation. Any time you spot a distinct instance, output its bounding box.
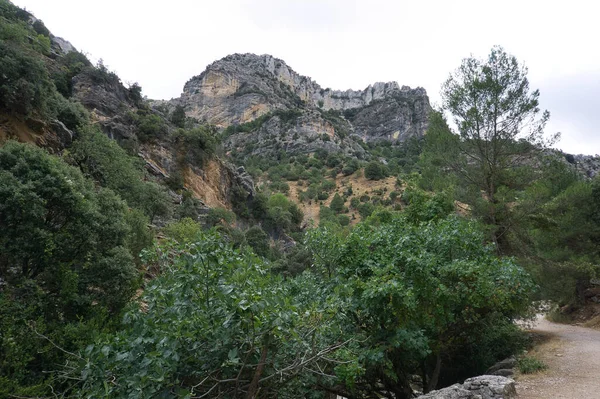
[1,2,599,397]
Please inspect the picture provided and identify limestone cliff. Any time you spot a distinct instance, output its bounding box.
[171,53,432,157]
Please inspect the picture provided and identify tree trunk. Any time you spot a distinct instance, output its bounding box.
[426,353,442,393]
[246,342,269,399]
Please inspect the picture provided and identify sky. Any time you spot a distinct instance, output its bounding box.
[11,0,600,155]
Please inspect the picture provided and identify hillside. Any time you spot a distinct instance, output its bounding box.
[2,1,600,398]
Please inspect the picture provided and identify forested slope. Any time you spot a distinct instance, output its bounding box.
[1,1,599,398]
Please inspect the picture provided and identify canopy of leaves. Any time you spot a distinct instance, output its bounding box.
[67,126,171,221]
[0,142,142,393]
[305,214,534,397]
[364,160,387,180]
[77,231,345,398]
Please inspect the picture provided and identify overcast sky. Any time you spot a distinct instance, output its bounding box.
[12,0,600,155]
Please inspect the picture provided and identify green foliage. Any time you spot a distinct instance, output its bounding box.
[170,104,186,128]
[337,214,350,226]
[245,225,270,258]
[135,110,168,143]
[342,158,360,176]
[357,202,375,220]
[78,231,342,398]
[206,207,236,227]
[434,46,557,252]
[518,172,600,304]
[0,41,55,116]
[263,193,304,233]
[53,94,90,129]
[173,125,219,166]
[518,357,547,374]
[305,214,534,397]
[403,187,455,224]
[163,217,203,244]
[127,82,143,106]
[330,192,345,213]
[222,113,272,138]
[364,160,387,180]
[67,126,171,221]
[0,142,140,392]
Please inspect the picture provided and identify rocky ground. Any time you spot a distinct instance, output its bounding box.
[517,316,600,398]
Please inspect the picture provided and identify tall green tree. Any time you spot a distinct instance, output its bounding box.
[432,46,558,252]
[0,142,141,394]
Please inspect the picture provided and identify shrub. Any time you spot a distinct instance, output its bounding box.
[170,104,186,128]
[207,207,236,227]
[245,225,270,257]
[330,193,345,213]
[518,357,547,374]
[0,42,54,116]
[357,202,375,219]
[135,111,167,143]
[364,161,387,180]
[338,214,350,226]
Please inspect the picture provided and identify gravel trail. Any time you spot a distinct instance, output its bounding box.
[517,316,600,398]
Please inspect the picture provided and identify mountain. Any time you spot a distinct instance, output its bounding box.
[165,53,432,158]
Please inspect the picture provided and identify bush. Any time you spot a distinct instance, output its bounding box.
[317,191,329,201]
[77,232,340,398]
[207,207,236,227]
[163,218,202,244]
[364,161,387,180]
[53,95,89,129]
[0,42,54,116]
[0,142,140,392]
[518,357,547,374]
[245,225,270,258]
[357,202,375,219]
[175,125,218,166]
[338,214,350,226]
[330,193,345,213]
[67,126,171,221]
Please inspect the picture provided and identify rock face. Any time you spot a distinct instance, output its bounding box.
[565,153,600,178]
[70,65,256,212]
[72,70,138,141]
[417,376,517,399]
[173,53,431,157]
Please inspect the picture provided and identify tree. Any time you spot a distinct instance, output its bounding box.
[329,192,345,213]
[364,161,386,180]
[305,214,533,398]
[245,225,270,257]
[0,142,140,393]
[68,126,171,222]
[170,104,186,128]
[0,41,54,115]
[434,46,558,251]
[77,232,346,398]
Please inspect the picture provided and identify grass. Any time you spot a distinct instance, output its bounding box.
[518,356,548,374]
[546,309,574,324]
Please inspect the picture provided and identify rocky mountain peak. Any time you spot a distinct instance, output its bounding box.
[173,53,432,158]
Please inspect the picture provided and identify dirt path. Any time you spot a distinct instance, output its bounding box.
[517,316,600,398]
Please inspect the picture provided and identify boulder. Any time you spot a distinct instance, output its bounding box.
[418,384,481,399]
[417,376,516,399]
[463,376,517,399]
[485,356,517,374]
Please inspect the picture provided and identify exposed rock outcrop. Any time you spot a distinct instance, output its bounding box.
[172,53,431,157]
[565,153,600,178]
[418,376,517,399]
